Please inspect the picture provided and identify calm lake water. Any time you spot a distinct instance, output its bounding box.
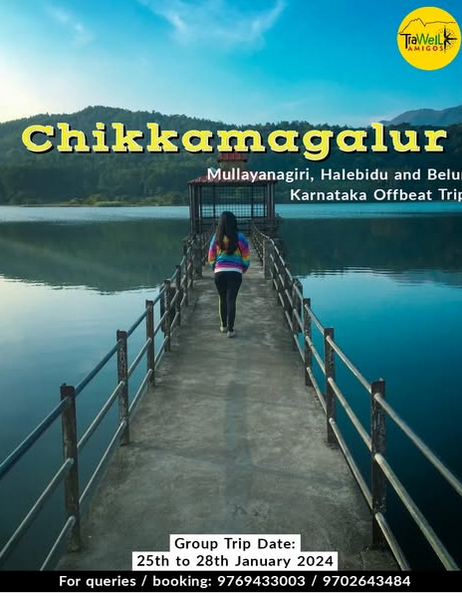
[0,204,461,570]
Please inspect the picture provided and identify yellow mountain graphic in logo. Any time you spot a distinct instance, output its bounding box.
[397,7,460,70]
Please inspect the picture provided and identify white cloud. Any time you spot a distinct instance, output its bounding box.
[137,0,285,47]
[44,4,93,46]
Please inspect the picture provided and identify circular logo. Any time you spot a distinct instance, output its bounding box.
[397,6,460,70]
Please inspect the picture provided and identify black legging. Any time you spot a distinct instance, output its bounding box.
[214,271,242,331]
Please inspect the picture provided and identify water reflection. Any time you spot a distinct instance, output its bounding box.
[0,219,190,291]
[279,215,462,569]
[0,217,190,569]
[280,215,462,288]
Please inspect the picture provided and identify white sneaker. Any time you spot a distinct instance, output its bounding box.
[220,326,227,333]
[227,330,235,338]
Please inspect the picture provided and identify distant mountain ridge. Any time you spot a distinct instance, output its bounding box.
[384,104,462,126]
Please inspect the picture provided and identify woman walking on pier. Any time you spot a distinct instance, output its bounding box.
[208,211,250,338]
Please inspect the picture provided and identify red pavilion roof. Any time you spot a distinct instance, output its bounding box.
[218,152,248,162]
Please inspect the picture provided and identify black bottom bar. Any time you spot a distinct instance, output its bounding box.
[0,571,460,592]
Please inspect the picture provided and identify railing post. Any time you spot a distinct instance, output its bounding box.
[117,330,130,445]
[60,383,81,552]
[163,279,172,351]
[324,327,336,445]
[146,300,155,388]
[160,285,166,331]
[290,277,295,346]
[175,264,182,326]
[273,250,279,304]
[371,379,387,546]
[263,239,273,280]
[275,241,289,319]
[201,232,208,266]
[193,237,203,278]
[254,229,262,262]
[188,245,194,290]
[281,267,287,316]
[292,278,302,351]
[303,298,313,386]
[182,242,189,306]
[272,239,282,306]
[284,271,292,325]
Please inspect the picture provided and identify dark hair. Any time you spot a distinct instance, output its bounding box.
[215,211,238,254]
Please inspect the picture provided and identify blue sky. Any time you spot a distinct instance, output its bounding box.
[0,0,461,125]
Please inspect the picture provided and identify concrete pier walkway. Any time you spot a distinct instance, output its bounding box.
[59,248,395,571]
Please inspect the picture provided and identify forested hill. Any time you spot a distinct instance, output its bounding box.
[384,104,462,126]
[0,105,461,205]
[0,106,225,205]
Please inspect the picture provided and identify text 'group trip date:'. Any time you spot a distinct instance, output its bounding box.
[133,534,338,571]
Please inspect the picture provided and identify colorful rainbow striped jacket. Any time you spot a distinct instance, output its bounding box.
[208,233,250,274]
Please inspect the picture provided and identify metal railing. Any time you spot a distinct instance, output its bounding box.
[251,221,462,571]
[0,231,210,570]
